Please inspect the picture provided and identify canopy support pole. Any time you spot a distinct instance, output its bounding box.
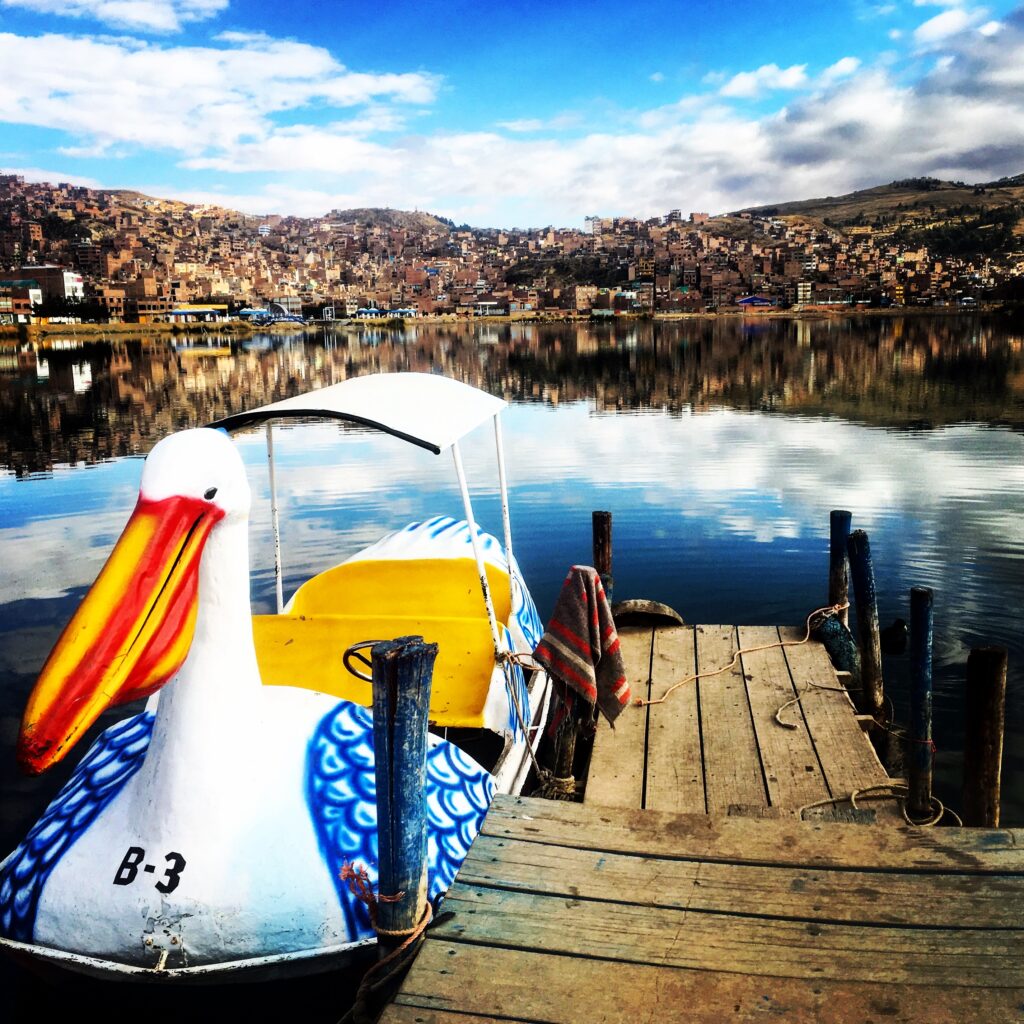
[452,441,503,658]
[493,413,514,569]
[266,422,284,614]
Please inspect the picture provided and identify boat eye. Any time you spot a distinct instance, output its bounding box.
[204,487,218,500]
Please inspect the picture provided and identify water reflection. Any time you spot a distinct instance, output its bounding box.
[1,316,1021,476]
[0,316,1022,849]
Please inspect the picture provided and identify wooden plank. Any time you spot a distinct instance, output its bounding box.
[381,1008,517,1024]
[390,943,1024,1024]
[695,625,767,812]
[584,628,651,808]
[483,796,1024,874]
[433,886,1024,986]
[780,626,889,794]
[737,625,830,810]
[458,834,1024,929]
[644,626,705,813]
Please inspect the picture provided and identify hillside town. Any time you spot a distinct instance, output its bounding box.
[1,173,1020,325]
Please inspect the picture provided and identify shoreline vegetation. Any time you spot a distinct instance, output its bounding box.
[0,303,1001,340]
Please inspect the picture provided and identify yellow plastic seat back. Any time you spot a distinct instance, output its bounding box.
[289,557,512,623]
[256,556,513,729]
[254,612,499,728]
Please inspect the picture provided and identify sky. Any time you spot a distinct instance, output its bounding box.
[1,0,1024,227]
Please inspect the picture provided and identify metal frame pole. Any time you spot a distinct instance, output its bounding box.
[452,441,503,657]
[266,422,284,614]
[492,414,517,619]
[493,414,514,570]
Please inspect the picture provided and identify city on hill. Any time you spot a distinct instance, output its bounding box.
[1,171,1023,326]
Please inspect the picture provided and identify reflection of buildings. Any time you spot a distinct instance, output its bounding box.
[0,318,1022,474]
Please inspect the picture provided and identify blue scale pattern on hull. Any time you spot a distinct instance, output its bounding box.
[305,700,494,941]
[0,712,156,942]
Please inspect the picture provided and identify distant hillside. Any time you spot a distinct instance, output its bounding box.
[325,207,453,232]
[734,175,1024,231]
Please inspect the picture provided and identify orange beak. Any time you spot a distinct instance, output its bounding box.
[18,494,224,775]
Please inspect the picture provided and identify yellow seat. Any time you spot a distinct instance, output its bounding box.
[289,557,512,622]
[255,557,512,728]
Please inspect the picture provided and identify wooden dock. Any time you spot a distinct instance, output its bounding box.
[380,625,1024,1022]
[587,625,894,819]
[381,796,1024,1023]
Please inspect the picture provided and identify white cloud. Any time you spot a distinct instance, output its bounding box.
[496,118,546,133]
[978,19,1002,34]
[820,56,861,84]
[5,14,1024,225]
[494,113,579,134]
[720,63,809,98]
[0,32,439,156]
[3,165,103,188]
[649,71,665,83]
[0,0,227,32]
[914,7,976,43]
[889,27,903,38]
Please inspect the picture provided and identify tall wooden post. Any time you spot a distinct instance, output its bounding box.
[846,529,885,724]
[908,587,934,821]
[963,646,1008,828]
[371,635,437,953]
[829,510,852,628]
[592,510,613,603]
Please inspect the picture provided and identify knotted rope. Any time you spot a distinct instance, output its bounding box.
[337,863,435,1024]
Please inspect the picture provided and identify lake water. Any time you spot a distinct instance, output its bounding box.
[1,314,1022,860]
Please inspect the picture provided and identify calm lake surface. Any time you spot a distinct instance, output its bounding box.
[1,314,1022,859]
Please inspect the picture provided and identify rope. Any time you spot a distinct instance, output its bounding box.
[636,602,849,708]
[339,862,405,931]
[798,783,962,827]
[533,772,578,799]
[337,863,435,1024]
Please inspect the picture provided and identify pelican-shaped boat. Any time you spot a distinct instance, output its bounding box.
[0,373,550,981]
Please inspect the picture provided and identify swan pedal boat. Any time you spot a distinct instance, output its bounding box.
[0,372,551,982]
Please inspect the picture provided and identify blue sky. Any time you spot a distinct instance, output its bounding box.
[1,0,1023,226]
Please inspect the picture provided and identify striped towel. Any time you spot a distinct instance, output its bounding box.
[534,565,630,726]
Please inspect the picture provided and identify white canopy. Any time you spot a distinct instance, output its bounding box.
[208,372,506,454]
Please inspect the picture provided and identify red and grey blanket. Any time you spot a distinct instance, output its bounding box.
[533,565,630,726]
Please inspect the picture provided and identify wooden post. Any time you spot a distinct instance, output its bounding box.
[846,529,885,724]
[829,510,852,628]
[963,646,1008,828]
[371,635,437,953]
[592,510,612,603]
[908,587,934,821]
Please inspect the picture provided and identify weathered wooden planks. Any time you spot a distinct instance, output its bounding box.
[432,886,1024,986]
[644,627,705,813]
[384,796,1024,1023]
[585,625,887,817]
[484,795,1024,874]
[457,834,1024,928]
[384,943,1024,1024]
[695,625,767,811]
[737,625,830,810]
[584,627,652,808]
[779,625,888,796]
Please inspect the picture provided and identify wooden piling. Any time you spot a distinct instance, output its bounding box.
[592,510,613,603]
[829,510,852,628]
[846,529,885,724]
[371,635,438,952]
[908,587,934,821]
[963,646,1008,828]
